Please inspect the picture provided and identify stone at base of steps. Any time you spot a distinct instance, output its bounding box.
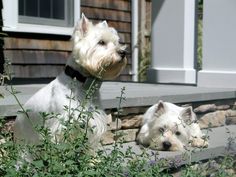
[103,125,236,167]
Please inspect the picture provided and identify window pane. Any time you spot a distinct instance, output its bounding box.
[39,0,51,18]
[25,0,38,17]
[52,0,64,20]
[19,0,24,15]
[18,0,73,27]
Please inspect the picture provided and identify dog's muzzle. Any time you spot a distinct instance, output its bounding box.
[118,50,126,60]
[162,141,172,150]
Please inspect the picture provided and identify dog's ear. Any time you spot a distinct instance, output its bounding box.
[180,106,196,125]
[74,13,92,37]
[72,13,92,43]
[154,100,166,117]
[80,13,91,35]
[109,27,118,35]
[97,20,108,28]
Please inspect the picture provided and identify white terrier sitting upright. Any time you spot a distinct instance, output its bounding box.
[136,101,208,151]
[14,14,127,155]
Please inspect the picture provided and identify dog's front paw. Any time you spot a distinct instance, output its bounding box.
[190,137,208,148]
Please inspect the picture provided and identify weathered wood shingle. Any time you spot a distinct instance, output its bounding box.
[4,0,132,82]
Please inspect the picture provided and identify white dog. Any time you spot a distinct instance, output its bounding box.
[136,101,208,151]
[14,14,127,156]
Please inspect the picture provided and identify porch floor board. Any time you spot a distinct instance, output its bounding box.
[1,81,236,116]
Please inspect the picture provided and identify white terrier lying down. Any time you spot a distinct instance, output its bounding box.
[136,101,208,151]
[14,14,127,159]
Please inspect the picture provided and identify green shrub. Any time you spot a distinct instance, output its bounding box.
[1,76,235,176]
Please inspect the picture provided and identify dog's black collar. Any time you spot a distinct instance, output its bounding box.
[64,65,87,83]
[64,66,102,91]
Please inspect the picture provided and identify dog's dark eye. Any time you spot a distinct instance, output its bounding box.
[98,40,106,46]
[175,131,181,136]
[159,127,165,134]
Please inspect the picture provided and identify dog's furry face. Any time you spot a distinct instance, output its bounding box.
[72,14,127,79]
[148,104,191,151]
[137,101,206,151]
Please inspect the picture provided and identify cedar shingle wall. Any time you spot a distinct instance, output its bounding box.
[4,37,71,79]
[4,0,132,82]
[0,0,4,74]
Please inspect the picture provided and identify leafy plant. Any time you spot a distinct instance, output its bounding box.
[0,71,173,176]
[138,44,151,82]
[197,18,203,71]
[1,78,235,176]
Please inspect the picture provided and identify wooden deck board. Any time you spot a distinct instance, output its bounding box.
[1,82,236,117]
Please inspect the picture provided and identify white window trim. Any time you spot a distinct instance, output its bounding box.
[2,0,80,36]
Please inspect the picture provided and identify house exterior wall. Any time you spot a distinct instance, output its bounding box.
[197,0,236,88]
[4,36,71,81]
[0,0,4,75]
[148,0,197,84]
[2,0,132,83]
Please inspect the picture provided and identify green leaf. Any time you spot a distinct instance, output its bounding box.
[32,160,44,169]
[65,160,75,166]
[0,93,4,99]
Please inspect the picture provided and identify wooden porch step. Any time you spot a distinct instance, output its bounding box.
[1,82,236,117]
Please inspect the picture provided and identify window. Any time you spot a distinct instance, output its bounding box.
[18,0,74,27]
[2,0,80,35]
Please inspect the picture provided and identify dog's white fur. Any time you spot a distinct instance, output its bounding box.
[136,101,208,151]
[14,14,127,157]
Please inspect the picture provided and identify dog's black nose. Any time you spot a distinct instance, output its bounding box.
[163,141,172,150]
[118,50,126,59]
